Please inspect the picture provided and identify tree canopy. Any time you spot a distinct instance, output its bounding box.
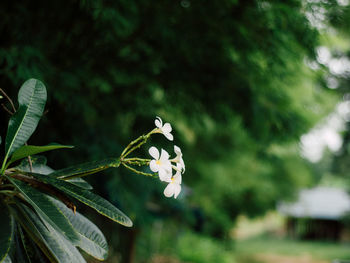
[0,0,339,254]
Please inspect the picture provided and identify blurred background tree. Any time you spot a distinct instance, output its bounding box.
[324,3,350,182]
[0,0,343,262]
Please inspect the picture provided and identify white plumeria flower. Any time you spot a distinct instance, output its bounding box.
[149,146,172,181]
[172,145,185,173]
[164,168,182,199]
[155,116,173,141]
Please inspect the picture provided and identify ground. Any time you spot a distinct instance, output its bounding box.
[235,236,350,263]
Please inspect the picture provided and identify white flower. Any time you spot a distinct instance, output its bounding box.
[173,145,185,173]
[149,146,172,181]
[155,116,173,141]
[164,169,182,199]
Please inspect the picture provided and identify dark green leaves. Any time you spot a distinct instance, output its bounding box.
[1,79,135,261]
[66,178,93,190]
[51,158,120,179]
[14,226,32,263]
[0,204,14,262]
[3,79,47,168]
[15,162,93,190]
[8,144,73,167]
[8,178,80,245]
[52,199,108,260]
[29,173,133,227]
[17,204,86,263]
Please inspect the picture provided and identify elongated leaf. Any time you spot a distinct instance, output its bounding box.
[43,225,86,263]
[9,203,60,262]
[17,226,33,263]
[14,225,32,263]
[51,158,119,179]
[66,177,93,190]
[20,163,54,175]
[0,204,14,263]
[19,229,47,263]
[52,198,108,260]
[29,240,49,263]
[18,204,86,263]
[8,144,73,166]
[18,224,51,263]
[16,163,93,190]
[16,156,48,173]
[4,79,47,164]
[8,178,80,244]
[30,173,132,227]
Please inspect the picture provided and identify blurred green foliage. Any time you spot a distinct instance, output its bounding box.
[0,0,341,261]
[321,4,350,183]
[176,232,236,263]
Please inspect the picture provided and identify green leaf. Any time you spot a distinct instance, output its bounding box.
[21,163,54,175]
[17,155,47,168]
[52,198,108,260]
[66,177,93,190]
[3,79,47,168]
[7,177,80,245]
[28,240,49,263]
[8,144,73,167]
[16,204,86,263]
[18,224,50,263]
[30,173,133,227]
[17,226,33,263]
[9,203,61,262]
[0,204,14,263]
[14,226,32,263]
[16,163,93,190]
[51,158,120,180]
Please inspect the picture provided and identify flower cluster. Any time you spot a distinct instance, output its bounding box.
[149,117,185,199]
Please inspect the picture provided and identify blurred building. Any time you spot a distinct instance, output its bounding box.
[278,187,350,240]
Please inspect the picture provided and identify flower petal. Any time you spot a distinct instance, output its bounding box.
[155,116,162,128]
[149,146,159,160]
[149,160,159,172]
[174,145,182,156]
[164,132,174,141]
[163,161,172,172]
[180,159,186,172]
[162,123,172,133]
[173,184,182,199]
[159,168,172,182]
[160,149,170,161]
[173,172,182,184]
[164,183,175,198]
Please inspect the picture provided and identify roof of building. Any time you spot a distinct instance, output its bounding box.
[278,187,350,220]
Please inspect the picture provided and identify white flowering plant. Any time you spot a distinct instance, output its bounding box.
[0,79,185,262]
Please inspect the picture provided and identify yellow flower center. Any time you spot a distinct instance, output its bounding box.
[156,160,161,165]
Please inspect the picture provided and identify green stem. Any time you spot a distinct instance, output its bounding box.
[123,136,147,157]
[122,163,157,178]
[120,136,143,157]
[123,158,151,166]
[0,157,8,175]
[120,128,158,159]
[124,157,151,162]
